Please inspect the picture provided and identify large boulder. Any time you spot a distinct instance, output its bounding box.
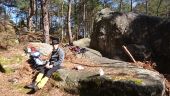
[73,38,91,47]
[26,42,53,56]
[53,57,166,96]
[26,42,166,96]
[52,69,99,93]
[72,38,102,59]
[0,20,18,49]
[90,8,170,73]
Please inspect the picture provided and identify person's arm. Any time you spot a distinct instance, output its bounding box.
[53,48,65,66]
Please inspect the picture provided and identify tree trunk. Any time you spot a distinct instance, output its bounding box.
[73,0,78,40]
[119,0,123,12]
[156,0,163,16]
[130,0,133,12]
[48,12,51,29]
[103,0,106,8]
[61,1,64,42]
[48,0,52,29]
[27,8,32,30]
[67,0,73,45]
[167,7,170,17]
[28,0,35,31]
[41,0,50,43]
[40,15,42,29]
[35,0,38,30]
[145,0,148,15]
[83,2,86,38]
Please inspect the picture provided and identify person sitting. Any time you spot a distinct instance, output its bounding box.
[26,37,65,94]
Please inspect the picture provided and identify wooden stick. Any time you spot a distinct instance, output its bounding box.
[122,45,136,63]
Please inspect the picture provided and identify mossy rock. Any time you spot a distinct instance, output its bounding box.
[0,20,18,49]
[0,65,15,73]
[0,64,5,73]
[52,72,63,81]
[111,76,143,85]
[0,54,24,65]
[79,76,163,96]
[51,69,99,94]
[50,60,165,96]
[0,54,25,73]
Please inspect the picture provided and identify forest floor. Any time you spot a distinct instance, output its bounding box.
[0,44,169,96]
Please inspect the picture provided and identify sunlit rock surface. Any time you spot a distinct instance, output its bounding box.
[53,48,166,96]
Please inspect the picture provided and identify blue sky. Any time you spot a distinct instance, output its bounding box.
[2,4,20,23]
[1,1,138,24]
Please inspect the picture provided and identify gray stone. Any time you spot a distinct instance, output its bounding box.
[27,42,53,56]
[76,47,102,59]
[52,57,166,96]
[90,8,170,73]
[0,20,18,49]
[73,38,91,47]
[52,69,99,93]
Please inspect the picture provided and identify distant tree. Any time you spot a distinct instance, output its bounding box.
[130,0,133,11]
[119,0,123,12]
[156,0,163,16]
[0,4,7,19]
[100,0,113,8]
[51,0,67,41]
[112,0,131,12]
[83,0,86,38]
[145,0,148,14]
[61,0,64,41]
[67,0,73,45]
[75,0,102,39]
[27,0,35,31]
[35,0,39,30]
[41,0,50,43]
[15,0,29,10]
[134,0,169,17]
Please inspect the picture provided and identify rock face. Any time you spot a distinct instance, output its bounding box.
[54,56,166,96]
[90,8,170,73]
[0,20,18,49]
[26,42,53,56]
[73,38,91,47]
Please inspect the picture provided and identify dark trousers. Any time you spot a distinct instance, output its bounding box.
[38,65,60,78]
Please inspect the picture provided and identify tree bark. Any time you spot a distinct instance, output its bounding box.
[167,7,170,17]
[130,0,133,12]
[28,0,35,31]
[67,0,73,45]
[41,0,50,43]
[145,0,148,15]
[48,12,51,29]
[119,0,123,12]
[35,0,38,30]
[83,2,86,38]
[61,1,64,41]
[48,0,52,29]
